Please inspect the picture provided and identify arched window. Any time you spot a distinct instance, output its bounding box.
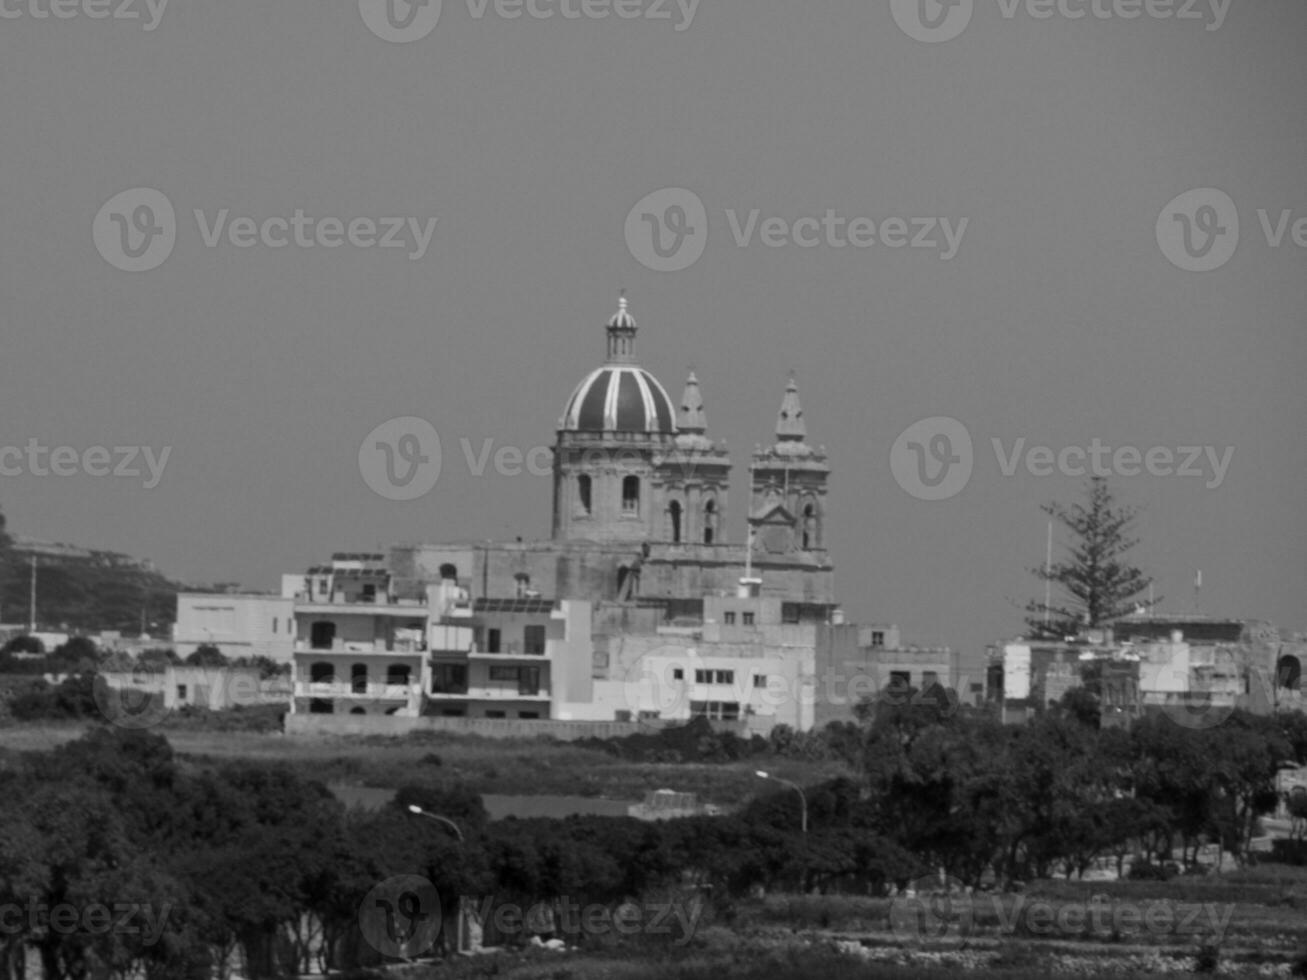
[439,563,458,581]
[349,706,367,715]
[703,499,716,544]
[622,476,640,513]
[1277,654,1302,691]
[310,661,334,683]
[802,502,817,549]
[578,474,592,515]
[668,500,683,543]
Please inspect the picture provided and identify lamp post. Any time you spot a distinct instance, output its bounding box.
[755,770,807,834]
[407,806,467,954]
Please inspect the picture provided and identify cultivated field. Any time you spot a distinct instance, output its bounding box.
[0,721,850,807]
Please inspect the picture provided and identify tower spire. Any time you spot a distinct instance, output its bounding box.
[775,373,806,441]
[677,370,707,434]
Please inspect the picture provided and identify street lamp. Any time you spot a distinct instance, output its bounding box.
[407,805,465,841]
[406,806,467,954]
[755,770,807,834]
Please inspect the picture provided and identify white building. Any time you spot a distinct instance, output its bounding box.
[173,592,295,664]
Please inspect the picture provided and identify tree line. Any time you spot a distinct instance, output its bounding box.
[3,694,1306,979]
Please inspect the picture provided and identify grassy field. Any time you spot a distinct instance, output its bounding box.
[0,721,851,807]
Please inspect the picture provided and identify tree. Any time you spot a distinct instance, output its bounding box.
[1025,477,1157,640]
[185,644,228,668]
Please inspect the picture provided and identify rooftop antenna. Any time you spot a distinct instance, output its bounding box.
[1193,569,1202,614]
[28,554,36,634]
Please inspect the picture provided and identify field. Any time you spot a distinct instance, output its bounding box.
[367,866,1307,979]
[0,721,850,807]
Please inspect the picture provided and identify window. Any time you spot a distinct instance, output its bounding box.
[519,667,541,696]
[922,671,939,690]
[668,500,682,543]
[802,502,816,549]
[362,583,377,602]
[690,701,740,721]
[672,668,684,681]
[889,670,911,691]
[441,708,466,717]
[724,612,736,625]
[695,669,734,684]
[386,664,411,686]
[622,475,640,513]
[486,710,506,719]
[577,475,592,515]
[515,573,531,598]
[310,621,336,650]
[489,666,520,682]
[519,711,540,719]
[742,612,755,626]
[272,617,278,634]
[309,699,334,714]
[781,603,800,624]
[439,563,458,582]
[431,664,467,695]
[486,628,501,654]
[703,499,716,544]
[523,624,546,655]
[753,674,767,689]
[176,685,188,700]
[351,663,368,694]
[310,662,334,683]
[870,630,886,648]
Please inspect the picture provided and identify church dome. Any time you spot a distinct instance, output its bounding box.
[560,365,675,434]
[558,295,676,435]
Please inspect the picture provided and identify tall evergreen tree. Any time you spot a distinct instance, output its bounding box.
[1025,478,1156,639]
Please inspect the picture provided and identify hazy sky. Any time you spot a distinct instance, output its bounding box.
[2,0,1304,678]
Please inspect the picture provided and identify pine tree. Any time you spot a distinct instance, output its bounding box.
[1025,478,1157,639]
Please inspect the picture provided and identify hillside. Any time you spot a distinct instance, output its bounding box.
[0,533,182,635]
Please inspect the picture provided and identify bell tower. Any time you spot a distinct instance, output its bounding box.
[748,375,829,557]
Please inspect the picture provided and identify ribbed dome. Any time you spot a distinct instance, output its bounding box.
[560,366,676,434]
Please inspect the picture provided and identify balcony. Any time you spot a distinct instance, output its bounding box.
[427,688,551,701]
[295,639,426,654]
[295,681,418,700]
[469,641,549,661]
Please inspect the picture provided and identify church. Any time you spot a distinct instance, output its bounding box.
[391,293,838,624]
[272,296,956,730]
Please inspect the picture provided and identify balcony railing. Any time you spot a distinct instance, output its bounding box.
[295,639,426,654]
[295,681,418,700]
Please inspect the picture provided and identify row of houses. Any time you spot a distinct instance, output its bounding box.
[986,612,1306,727]
[165,552,960,734]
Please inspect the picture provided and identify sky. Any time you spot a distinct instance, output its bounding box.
[1,0,1304,681]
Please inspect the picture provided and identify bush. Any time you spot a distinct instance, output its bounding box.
[1127,860,1177,881]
